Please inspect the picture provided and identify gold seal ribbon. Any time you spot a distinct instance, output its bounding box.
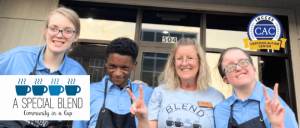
[243,38,287,50]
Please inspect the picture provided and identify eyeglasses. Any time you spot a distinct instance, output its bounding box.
[224,59,250,73]
[174,57,199,64]
[47,26,76,39]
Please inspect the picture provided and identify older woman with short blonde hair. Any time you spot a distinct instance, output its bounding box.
[127,38,224,128]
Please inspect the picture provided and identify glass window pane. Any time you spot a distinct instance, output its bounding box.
[156,59,168,72]
[100,60,104,67]
[141,10,201,43]
[80,19,136,41]
[207,14,288,53]
[259,57,290,105]
[141,72,153,87]
[89,59,95,66]
[207,29,251,51]
[184,33,196,39]
[142,59,154,71]
[142,31,155,42]
[92,68,99,83]
[154,73,161,87]
[170,33,182,41]
[144,53,155,57]
[98,68,104,82]
[88,67,94,82]
[70,4,137,41]
[68,44,108,83]
[156,32,169,42]
[157,53,169,58]
[95,60,100,67]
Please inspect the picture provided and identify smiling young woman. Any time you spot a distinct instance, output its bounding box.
[0,6,87,128]
[214,47,298,128]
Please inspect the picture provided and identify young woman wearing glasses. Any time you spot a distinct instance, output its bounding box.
[0,7,86,128]
[214,47,298,128]
[0,6,86,75]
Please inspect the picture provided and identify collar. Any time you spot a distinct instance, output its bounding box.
[228,81,264,105]
[36,44,68,74]
[102,75,132,92]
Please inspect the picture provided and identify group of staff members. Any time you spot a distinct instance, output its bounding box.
[0,6,298,128]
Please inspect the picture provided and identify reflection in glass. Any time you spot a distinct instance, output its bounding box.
[141,52,169,87]
[67,44,107,83]
[141,10,200,43]
[259,57,291,106]
[142,59,154,71]
[141,72,153,88]
[156,60,167,72]
[143,32,155,42]
[80,19,136,41]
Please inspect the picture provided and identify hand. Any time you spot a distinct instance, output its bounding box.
[263,83,285,128]
[126,85,149,122]
[132,80,148,86]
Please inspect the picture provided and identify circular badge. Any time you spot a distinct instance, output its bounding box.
[247,13,282,41]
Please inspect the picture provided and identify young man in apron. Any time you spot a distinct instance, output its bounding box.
[73,37,154,128]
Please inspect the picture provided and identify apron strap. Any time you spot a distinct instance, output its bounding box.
[230,104,234,123]
[102,79,133,108]
[258,102,263,120]
[29,46,44,75]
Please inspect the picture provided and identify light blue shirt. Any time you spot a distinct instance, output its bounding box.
[73,75,154,128]
[0,45,87,75]
[214,81,298,128]
[148,84,224,128]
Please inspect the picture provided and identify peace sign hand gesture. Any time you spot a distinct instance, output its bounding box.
[126,85,149,121]
[263,83,285,128]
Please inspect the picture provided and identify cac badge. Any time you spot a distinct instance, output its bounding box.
[244,13,287,50]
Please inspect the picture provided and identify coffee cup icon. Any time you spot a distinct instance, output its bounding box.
[49,85,64,96]
[32,85,48,96]
[65,85,81,96]
[15,85,31,96]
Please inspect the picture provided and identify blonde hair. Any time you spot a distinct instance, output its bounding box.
[45,6,80,36]
[158,38,211,91]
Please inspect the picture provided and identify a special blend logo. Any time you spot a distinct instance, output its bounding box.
[0,75,90,120]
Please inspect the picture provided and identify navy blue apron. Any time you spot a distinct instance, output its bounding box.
[95,79,136,128]
[228,102,266,128]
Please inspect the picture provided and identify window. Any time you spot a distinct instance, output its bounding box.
[71,57,83,65]
[89,59,105,83]
[140,52,169,87]
[141,30,197,42]
[67,2,137,41]
[67,44,108,83]
[141,10,201,43]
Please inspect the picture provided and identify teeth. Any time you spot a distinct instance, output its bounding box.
[237,73,246,78]
[182,69,191,71]
[53,41,63,44]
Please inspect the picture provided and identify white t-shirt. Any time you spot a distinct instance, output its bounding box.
[148,84,224,128]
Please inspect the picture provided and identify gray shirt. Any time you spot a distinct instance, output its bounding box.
[148,84,224,128]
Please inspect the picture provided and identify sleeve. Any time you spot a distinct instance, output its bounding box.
[214,103,230,128]
[0,52,13,75]
[278,97,299,128]
[72,120,89,128]
[143,85,154,107]
[147,87,162,121]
